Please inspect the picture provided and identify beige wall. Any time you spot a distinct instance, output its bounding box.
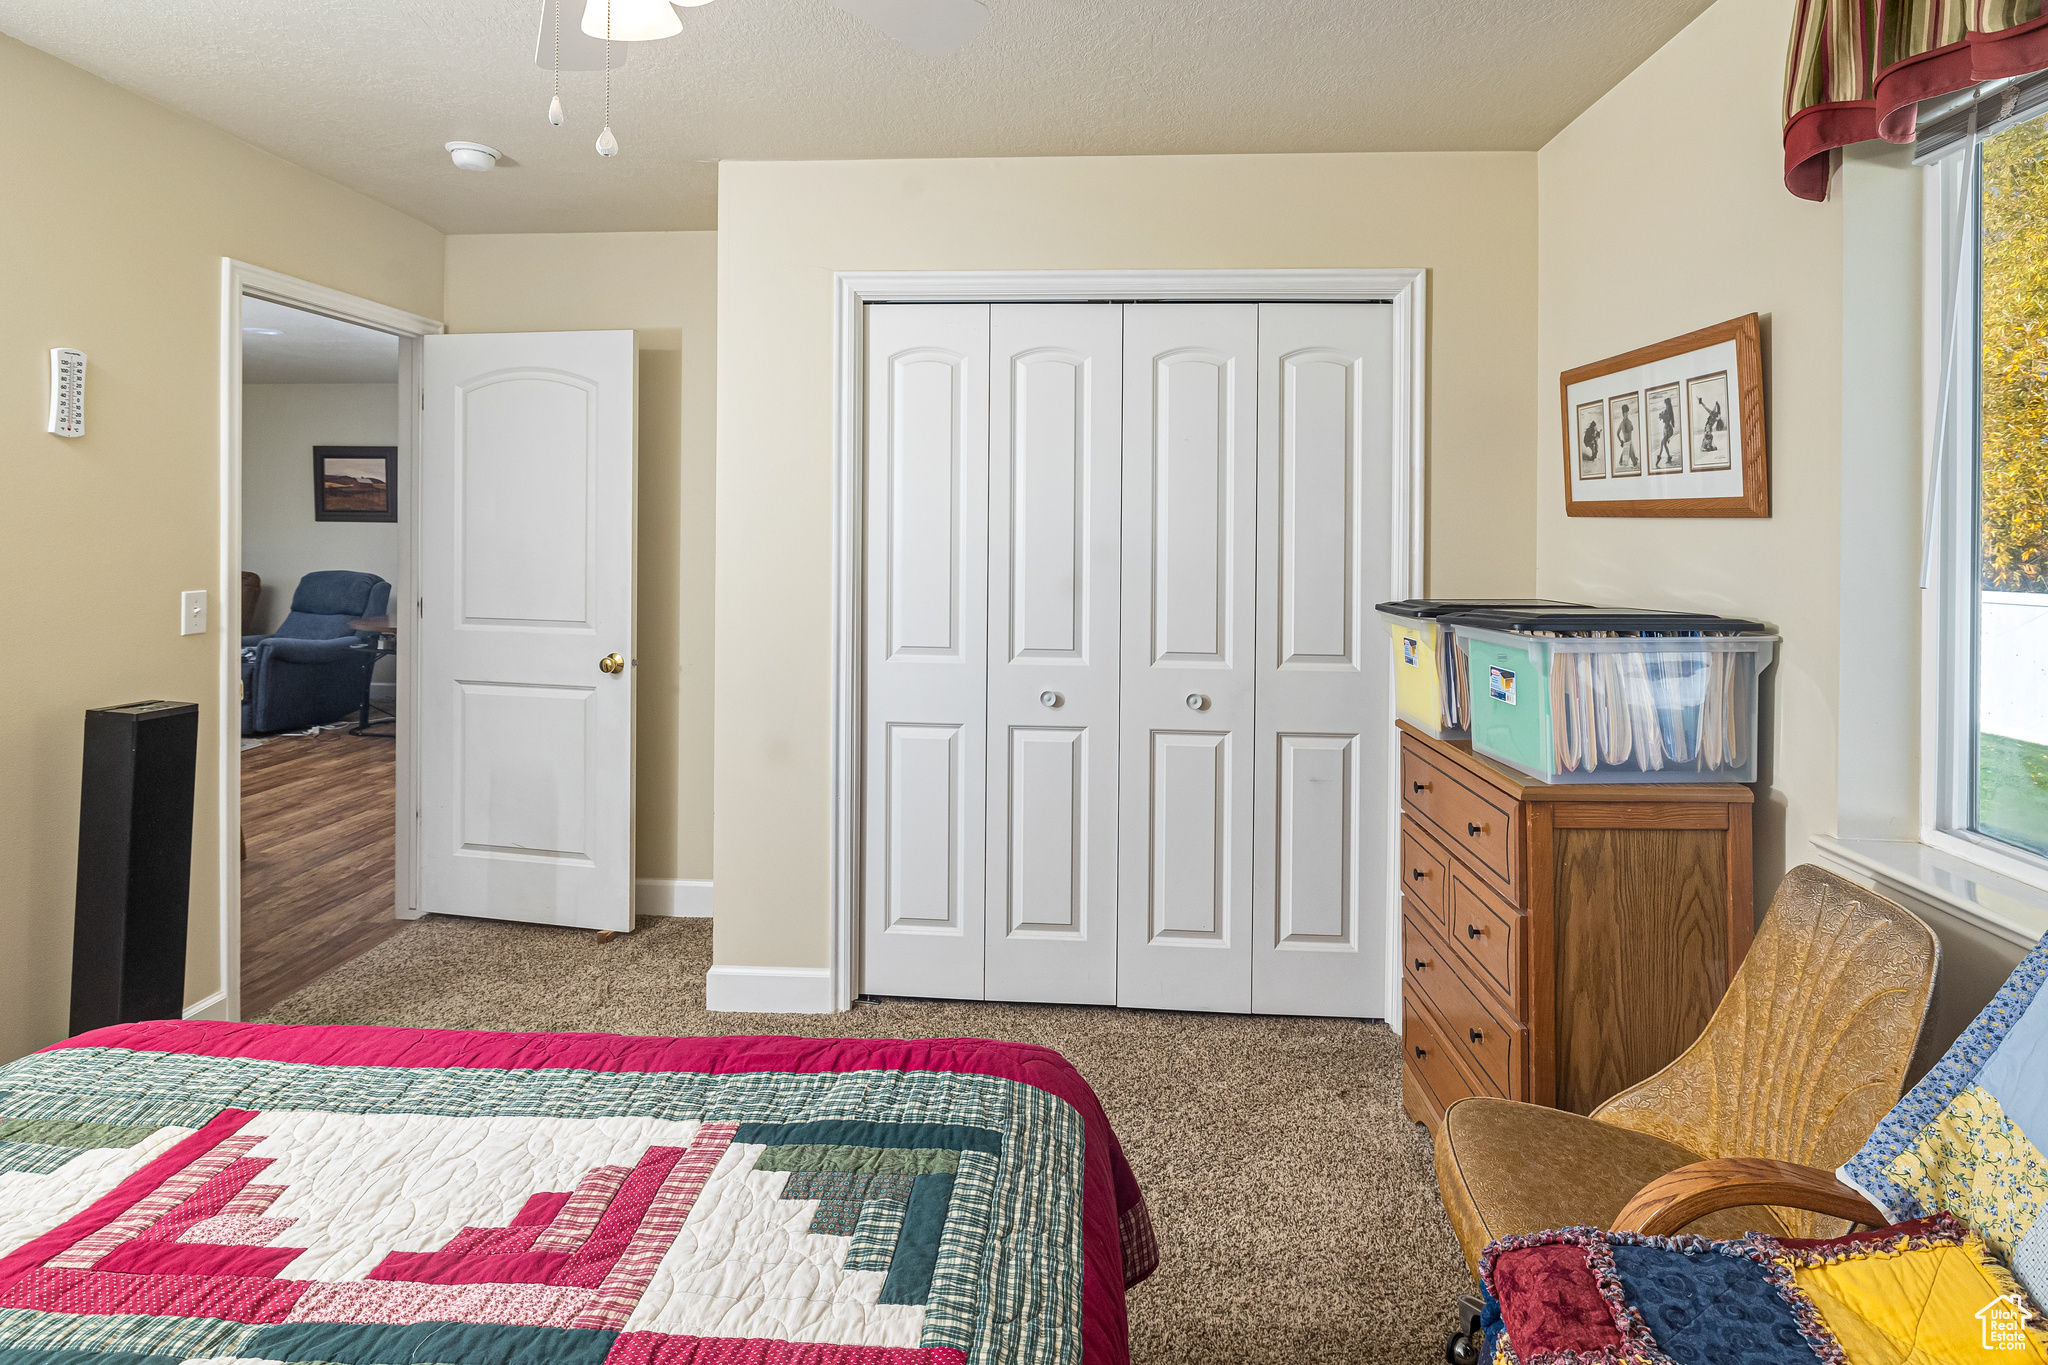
[714,152,1539,969]
[0,34,443,1061]
[242,385,401,641]
[443,232,717,885]
[1534,0,1845,907]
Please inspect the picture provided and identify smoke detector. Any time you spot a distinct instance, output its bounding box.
[445,141,500,172]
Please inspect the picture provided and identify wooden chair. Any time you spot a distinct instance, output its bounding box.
[1434,864,1939,1281]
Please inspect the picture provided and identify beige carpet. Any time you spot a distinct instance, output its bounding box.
[258,914,1470,1363]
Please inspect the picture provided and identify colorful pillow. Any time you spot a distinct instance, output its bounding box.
[1478,1215,2048,1364]
[1839,933,2048,1302]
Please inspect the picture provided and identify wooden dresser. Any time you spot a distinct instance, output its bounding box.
[1397,720,1755,1134]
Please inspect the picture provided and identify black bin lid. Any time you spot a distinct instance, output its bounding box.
[1374,598,1585,620]
[1445,604,1770,634]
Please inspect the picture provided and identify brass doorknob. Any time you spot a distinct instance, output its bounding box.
[599,653,626,675]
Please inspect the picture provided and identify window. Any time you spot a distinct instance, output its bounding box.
[1927,110,2048,871]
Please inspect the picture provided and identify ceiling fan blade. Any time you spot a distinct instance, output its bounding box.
[533,0,631,71]
[825,0,990,57]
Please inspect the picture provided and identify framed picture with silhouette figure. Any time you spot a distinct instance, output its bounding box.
[1559,313,1766,517]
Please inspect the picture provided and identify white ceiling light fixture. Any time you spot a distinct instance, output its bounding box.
[445,140,500,171]
[537,0,991,162]
[580,0,681,41]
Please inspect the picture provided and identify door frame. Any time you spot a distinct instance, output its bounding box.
[829,268,1428,1016]
[215,259,444,1022]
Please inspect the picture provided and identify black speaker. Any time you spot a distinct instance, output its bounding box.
[71,700,200,1036]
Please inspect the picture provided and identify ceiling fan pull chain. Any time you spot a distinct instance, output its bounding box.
[596,2,619,157]
[548,0,565,125]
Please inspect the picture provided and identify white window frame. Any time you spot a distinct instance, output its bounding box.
[1919,150,2048,893]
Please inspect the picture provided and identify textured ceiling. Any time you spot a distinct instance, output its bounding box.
[0,0,1716,234]
[242,299,400,384]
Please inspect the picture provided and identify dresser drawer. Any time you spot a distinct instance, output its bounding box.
[1400,825,1448,931]
[1404,749,1517,898]
[1401,745,1451,826]
[1449,869,1524,1015]
[1402,902,1454,998]
[1406,915,1522,1100]
[1402,986,1478,1118]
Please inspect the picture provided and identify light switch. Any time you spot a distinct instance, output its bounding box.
[180,590,207,636]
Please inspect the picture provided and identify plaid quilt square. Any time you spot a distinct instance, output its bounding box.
[0,1023,1147,1365]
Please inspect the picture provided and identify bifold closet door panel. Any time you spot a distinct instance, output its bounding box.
[1116,303,1259,1013]
[985,305,1123,1005]
[1250,303,1396,1018]
[862,304,991,1000]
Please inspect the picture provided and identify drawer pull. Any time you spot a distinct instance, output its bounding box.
[1414,1046,1427,1060]
[1411,780,1431,793]
[1466,924,1483,940]
[1467,822,1484,837]
[1410,867,1428,881]
[1469,1028,1484,1044]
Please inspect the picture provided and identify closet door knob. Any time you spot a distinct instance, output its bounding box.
[1467,924,1482,940]
[599,653,626,675]
[1469,1028,1484,1044]
[1467,822,1483,837]
[1039,691,1063,708]
[1412,780,1431,793]
[1185,693,1209,711]
[1412,957,1427,971]
[1410,868,1427,882]
[1414,1046,1427,1060]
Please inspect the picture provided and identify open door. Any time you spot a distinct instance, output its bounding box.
[418,330,636,930]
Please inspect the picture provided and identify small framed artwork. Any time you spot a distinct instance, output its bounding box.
[1559,313,1766,517]
[1687,372,1733,471]
[1643,383,1682,475]
[313,446,397,523]
[1608,391,1643,476]
[1574,400,1608,479]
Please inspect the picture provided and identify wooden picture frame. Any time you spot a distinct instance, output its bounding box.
[313,445,397,523]
[1560,314,1766,518]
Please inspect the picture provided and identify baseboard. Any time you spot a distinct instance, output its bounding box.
[636,879,713,919]
[705,964,834,1014]
[182,991,230,1021]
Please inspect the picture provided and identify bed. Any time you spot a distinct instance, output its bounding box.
[0,1021,1155,1365]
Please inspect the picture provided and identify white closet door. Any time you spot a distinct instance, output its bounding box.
[1252,303,1395,1017]
[1116,304,1259,1012]
[984,305,1123,1005]
[862,304,991,1000]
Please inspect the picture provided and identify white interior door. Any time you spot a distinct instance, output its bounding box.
[418,330,637,931]
[984,305,1123,1005]
[1252,304,1394,1016]
[862,305,991,1000]
[1116,304,1259,1012]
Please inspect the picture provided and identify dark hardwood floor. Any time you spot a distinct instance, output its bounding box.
[240,726,405,1016]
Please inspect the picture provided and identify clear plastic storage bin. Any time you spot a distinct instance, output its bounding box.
[1376,600,1583,740]
[1459,620,1777,785]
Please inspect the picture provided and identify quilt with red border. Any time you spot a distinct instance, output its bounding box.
[0,1021,1155,1365]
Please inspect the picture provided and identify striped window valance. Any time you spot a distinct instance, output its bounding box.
[1785,0,2048,199]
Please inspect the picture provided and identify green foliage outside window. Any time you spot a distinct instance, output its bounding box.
[1982,119,2048,593]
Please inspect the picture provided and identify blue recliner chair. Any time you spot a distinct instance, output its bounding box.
[241,570,391,735]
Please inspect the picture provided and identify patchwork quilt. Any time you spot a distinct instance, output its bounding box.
[0,1021,1155,1365]
[1838,931,2048,1304]
[1478,1215,2048,1364]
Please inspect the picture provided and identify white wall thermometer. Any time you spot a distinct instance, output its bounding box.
[47,348,86,437]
